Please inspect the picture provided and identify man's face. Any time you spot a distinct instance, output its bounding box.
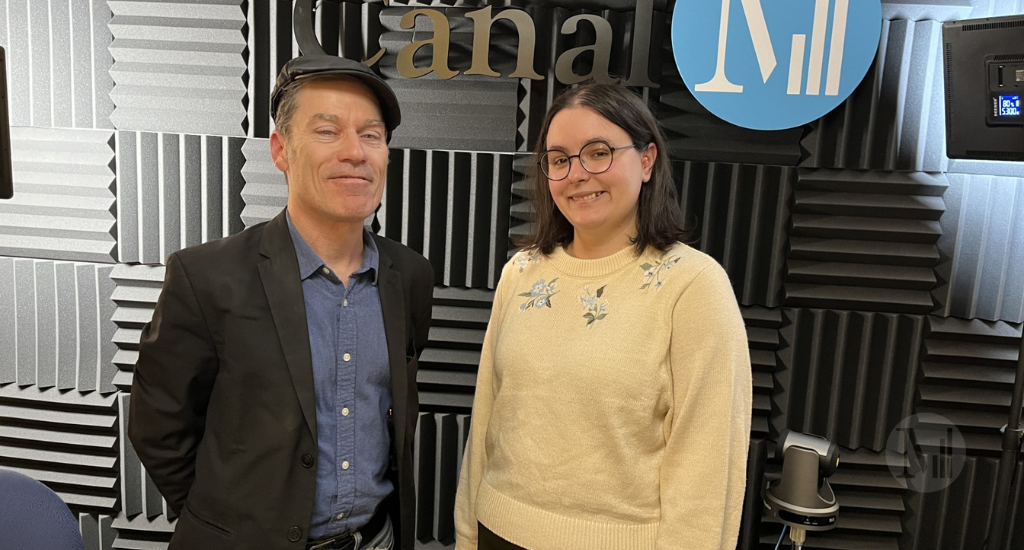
[270,78,389,226]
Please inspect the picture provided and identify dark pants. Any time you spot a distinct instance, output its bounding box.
[478,523,527,550]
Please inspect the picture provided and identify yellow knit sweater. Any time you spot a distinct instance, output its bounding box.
[453,243,752,550]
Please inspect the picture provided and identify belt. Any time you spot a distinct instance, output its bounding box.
[306,505,388,550]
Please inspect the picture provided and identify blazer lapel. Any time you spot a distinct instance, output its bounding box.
[375,240,409,460]
[258,212,317,442]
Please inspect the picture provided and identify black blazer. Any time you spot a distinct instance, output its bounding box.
[128,211,434,550]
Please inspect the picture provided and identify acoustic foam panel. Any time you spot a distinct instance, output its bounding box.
[115,132,245,265]
[111,511,175,550]
[239,137,286,227]
[80,513,116,550]
[418,287,491,411]
[0,127,117,263]
[0,257,117,392]
[776,309,924,453]
[743,307,781,440]
[880,0,1024,21]
[676,162,793,308]
[379,150,515,289]
[969,0,1024,17]
[900,455,1024,550]
[413,412,471,549]
[0,0,114,129]
[507,156,533,245]
[801,20,948,173]
[0,381,119,513]
[786,170,947,314]
[917,316,1022,455]
[109,264,165,392]
[946,159,1024,178]
[933,173,1024,324]
[108,0,249,136]
[881,0,973,22]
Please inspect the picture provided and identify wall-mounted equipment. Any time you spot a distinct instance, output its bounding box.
[943,15,1024,161]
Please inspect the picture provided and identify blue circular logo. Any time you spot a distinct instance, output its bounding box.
[672,0,882,130]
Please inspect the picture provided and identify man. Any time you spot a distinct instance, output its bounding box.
[128,55,434,550]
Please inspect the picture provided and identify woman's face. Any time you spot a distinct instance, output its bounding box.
[544,107,655,242]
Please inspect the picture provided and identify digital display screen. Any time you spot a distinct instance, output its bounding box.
[999,95,1021,117]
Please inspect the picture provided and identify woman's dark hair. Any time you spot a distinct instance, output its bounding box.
[517,82,691,256]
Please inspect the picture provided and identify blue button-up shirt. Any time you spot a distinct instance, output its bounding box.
[286,214,393,539]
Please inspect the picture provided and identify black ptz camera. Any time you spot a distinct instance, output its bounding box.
[762,429,840,550]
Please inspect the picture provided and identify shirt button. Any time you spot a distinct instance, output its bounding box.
[342,461,350,470]
[343,353,351,362]
[337,513,344,520]
[322,267,331,275]
[342,407,349,416]
[343,299,348,307]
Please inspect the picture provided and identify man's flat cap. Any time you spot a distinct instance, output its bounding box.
[271,55,401,139]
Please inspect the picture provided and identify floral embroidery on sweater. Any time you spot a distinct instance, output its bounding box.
[514,252,542,272]
[579,285,609,327]
[519,278,559,310]
[640,252,681,291]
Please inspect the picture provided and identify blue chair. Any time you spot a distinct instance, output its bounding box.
[0,468,85,550]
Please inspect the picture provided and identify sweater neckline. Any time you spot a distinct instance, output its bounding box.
[547,244,640,278]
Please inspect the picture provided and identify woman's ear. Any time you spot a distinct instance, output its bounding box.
[641,143,657,183]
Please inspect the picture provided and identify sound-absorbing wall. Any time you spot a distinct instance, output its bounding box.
[1,1,1023,549]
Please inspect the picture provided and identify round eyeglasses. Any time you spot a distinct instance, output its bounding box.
[539,140,642,181]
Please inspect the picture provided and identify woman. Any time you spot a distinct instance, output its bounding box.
[454,82,752,550]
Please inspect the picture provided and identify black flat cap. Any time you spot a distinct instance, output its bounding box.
[271,55,401,140]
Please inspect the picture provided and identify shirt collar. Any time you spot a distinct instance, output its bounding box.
[286,210,380,285]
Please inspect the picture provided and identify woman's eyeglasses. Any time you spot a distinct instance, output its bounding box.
[539,140,642,181]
